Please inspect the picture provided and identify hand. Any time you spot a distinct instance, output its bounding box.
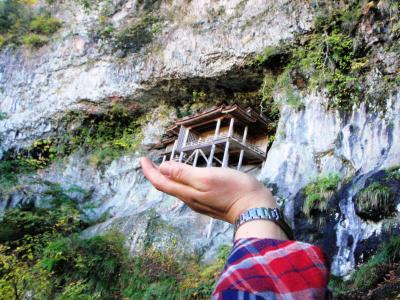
[140,157,278,224]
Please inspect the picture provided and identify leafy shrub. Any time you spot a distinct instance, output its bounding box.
[303,173,341,217]
[0,1,61,49]
[251,46,282,67]
[251,0,399,113]
[29,15,62,35]
[0,186,83,243]
[0,193,231,300]
[0,159,34,193]
[111,14,160,55]
[386,166,400,181]
[21,33,49,48]
[0,35,6,47]
[0,0,25,33]
[57,281,101,300]
[42,232,127,298]
[65,105,148,166]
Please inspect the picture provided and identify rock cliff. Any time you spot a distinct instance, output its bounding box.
[1,0,399,293]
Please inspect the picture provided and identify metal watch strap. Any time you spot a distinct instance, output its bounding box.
[233,207,295,240]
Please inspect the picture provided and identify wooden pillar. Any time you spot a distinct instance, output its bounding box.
[170,140,178,161]
[208,145,216,167]
[222,141,230,167]
[162,155,166,163]
[193,149,199,167]
[228,117,235,137]
[207,118,222,167]
[215,118,222,137]
[179,127,190,162]
[242,125,248,143]
[237,125,248,171]
[237,150,244,171]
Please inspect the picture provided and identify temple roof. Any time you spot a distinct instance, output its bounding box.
[177,104,267,127]
[155,104,269,148]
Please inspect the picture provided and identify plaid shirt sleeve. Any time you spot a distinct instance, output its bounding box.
[212,238,329,300]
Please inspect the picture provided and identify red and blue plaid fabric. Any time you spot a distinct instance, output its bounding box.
[212,238,329,300]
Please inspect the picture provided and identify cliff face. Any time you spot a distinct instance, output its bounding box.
[0,0,311,154]
[1,0,399,285]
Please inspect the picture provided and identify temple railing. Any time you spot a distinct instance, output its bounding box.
[185,133,265,155]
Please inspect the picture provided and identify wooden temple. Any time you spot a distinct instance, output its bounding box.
[159,104,269,171]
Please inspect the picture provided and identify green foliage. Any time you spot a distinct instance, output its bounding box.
[251,0,400,113]
[0,112,7,120]
[251,46,281,66]
[0,35,5,48]
[0,195,231,300]
[386,165,400,181]
[0,1,61,49]
[282,30,362,111]
[42,232,127,298]
[57,281,100,300]
[0,106,147,196]
[0,159,34,193]
[0,138,62,194]
[0,0,26,33]
[110,14,160,55]
[355,182,395,219]
[65,105,148,166]
[29,15,62,35]
[330,236,400,296]
[22,32,49,47]
[303,173,341,217]
[0,185,89,299]
[0,186,84,243]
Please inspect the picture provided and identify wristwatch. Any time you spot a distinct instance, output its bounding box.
[233,207,295,240]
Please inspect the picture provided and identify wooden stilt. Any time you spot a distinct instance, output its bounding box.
[179,127,190,163]
[207,119,222,168]
[242,125,248,143]
[193,149,199,167]
[237,125,248,170]
[222,141,230,167]
[170,140,177,161]
[237,149,244,171]
[215,118,222,137]
[207,144,216,167]
[228,117,235,137]
[162,155,166,163]
[178,151,184,162]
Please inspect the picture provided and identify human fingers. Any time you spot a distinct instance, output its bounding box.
[159,161,234,192]
[140,157,226,220]
[140,157,201,201]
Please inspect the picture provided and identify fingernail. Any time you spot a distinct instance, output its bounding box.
[160,162,171,177]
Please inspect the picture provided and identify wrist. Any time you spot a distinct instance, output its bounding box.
[234,219,289,241]
[227,188,277,224]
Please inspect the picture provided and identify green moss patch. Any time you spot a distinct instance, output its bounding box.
[302,173,341,218]
[355,182,395,221]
